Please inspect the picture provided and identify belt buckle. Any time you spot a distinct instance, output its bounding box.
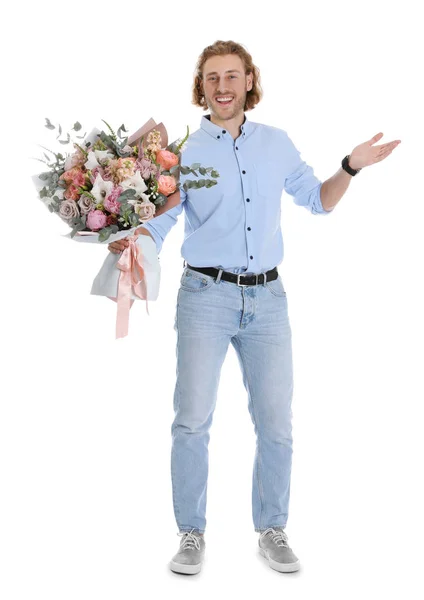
[236,273,250,287]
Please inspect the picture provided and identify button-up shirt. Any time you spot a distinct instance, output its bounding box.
[142,112,333,274]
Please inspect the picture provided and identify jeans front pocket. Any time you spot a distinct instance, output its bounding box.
[180,269,215,293]
[265,275,287,297]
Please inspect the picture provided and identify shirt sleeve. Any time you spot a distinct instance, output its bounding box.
[141,186,187,253]
[282,131,334,215]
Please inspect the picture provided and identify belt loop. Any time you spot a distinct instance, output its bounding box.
[216,268,223,284]
[183,259,186,268]
[263,272,267,285]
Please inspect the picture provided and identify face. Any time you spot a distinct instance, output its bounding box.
[201,54,253,121]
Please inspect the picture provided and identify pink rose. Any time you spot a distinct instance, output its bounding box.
[157,175,177,196]
[156,150,179,170]
[59,200,80,221]
[87,209,108,231]
[135,201,156,221]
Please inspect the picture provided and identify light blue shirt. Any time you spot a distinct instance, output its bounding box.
[142,113,333,274]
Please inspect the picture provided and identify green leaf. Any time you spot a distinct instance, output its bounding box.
[211,170,220,178]
[38,172,50,180]
[73,121,82,131]
[180,166,191,175]
[190,162,201,170]
[117,124,128,138]
[45,118,55,130]
[199,167,206,175]
[58,133,71,145]
[56,124,62,138]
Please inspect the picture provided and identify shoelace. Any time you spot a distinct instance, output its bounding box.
[261,527,289,547]
[178,529,202,551]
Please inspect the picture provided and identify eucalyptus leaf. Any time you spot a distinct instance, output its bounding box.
[58,133,71,145]
[45,118,55,130]
[73,121,82,131]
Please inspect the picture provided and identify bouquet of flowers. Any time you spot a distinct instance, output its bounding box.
[32,117,219,338]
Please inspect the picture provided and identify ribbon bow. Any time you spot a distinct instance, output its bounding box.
[114,234,149,339]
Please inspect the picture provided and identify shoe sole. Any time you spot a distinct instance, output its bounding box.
[258,547,300,573]
[169,559,202,575]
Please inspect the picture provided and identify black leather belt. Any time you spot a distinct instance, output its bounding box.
[186,264,278,286]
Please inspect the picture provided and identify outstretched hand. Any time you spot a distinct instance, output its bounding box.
[349,133,401,170]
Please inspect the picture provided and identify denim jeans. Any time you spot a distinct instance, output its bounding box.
[171,266,294,534]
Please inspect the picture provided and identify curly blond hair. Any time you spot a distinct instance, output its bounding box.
[192,40,263,112]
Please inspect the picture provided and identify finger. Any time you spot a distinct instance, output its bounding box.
[369,132,384,145]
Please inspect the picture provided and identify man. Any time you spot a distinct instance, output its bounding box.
[108,40,400,575]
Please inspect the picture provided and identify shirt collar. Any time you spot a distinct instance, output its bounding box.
[200,112,250,141]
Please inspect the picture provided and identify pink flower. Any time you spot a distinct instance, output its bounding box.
[156,149,179,170]
[104,197,121,214]
[87,209,108,231]
[135,157,159,180]
[89,166,105,184]
[64,145,86,170]
[106,185,123,204]
[104,185,123,213]
[60,167,85,187]
[64,184,81,201]
[157,174,177,196]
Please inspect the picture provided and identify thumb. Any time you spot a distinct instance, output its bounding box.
[369,132,384,145]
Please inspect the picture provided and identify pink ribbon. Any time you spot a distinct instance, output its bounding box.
[108,234,150,339]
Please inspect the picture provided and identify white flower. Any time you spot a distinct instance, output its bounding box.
[120,170,150,199]
[84,149,114,170]
[90,173,114,204]
[84,151,101,170]
[95,149,114,164]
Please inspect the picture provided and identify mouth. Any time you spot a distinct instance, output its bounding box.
[215,96,234,107]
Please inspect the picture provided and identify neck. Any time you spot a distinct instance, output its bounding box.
[209,111,245,140]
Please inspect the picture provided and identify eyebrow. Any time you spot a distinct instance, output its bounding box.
[205,69,242,77]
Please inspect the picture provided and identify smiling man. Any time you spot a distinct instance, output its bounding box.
[108,40,400,576]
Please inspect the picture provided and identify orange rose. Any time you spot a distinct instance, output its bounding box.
[156,150,179,170]
[157,175,177,196]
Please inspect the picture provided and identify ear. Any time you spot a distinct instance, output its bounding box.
[247,73,253,92]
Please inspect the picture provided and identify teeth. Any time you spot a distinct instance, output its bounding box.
[217,97,233,102]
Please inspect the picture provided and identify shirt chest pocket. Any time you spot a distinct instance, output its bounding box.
[253,161,284,200]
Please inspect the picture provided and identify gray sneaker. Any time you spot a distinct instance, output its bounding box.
[258,527,300,572]
[169,529,205,575]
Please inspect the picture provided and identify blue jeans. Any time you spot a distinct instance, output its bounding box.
[171,266,294,534]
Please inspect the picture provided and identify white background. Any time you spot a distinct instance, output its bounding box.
[2,0,424,598]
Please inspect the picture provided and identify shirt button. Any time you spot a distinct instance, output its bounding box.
[222,130,226,134]
[250,255,253,259]
[217,135,220,139]
[242,170,246,174]
[246,198,250,202]
[247,227,251,231]
[235,146,238,150]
